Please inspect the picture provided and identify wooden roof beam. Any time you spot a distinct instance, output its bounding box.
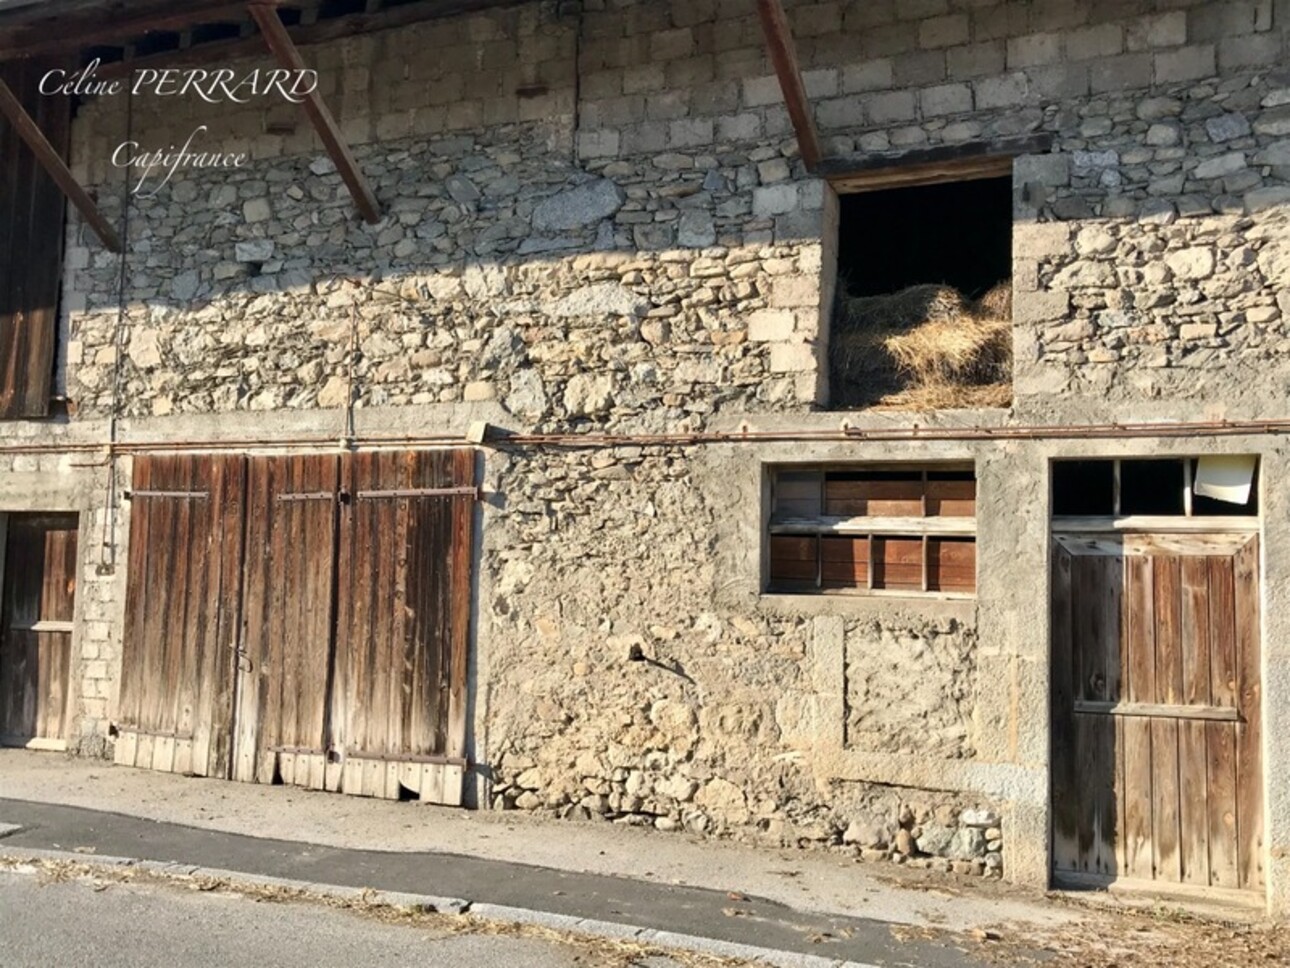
[247,1,381,224]
[755,0,822,172]
[0,1,262,61]
[0,76,121,252]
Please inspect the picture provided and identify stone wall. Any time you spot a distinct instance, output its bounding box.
[1012,71,1290,412]
[61,0,1290,428]
[845,617,976,759]
[66,134,828,421]
[573,0,1290,419]
[19,0,1290,888]
[481,445,1002,873]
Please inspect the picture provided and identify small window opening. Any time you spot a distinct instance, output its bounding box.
[1119,460,1184,516]
[768,463,977,597]
[131,30,181,57]
[190,22,242,45]
[82,46,125,67]
[318,0,368,19]
[1193,458,1259,517]
[830,174,1013,411]
[1052,457,1259,520]
[1051,461,1115,517]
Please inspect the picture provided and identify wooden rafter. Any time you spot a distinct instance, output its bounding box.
[755,0,822,172]
[246,1,381,224]
[0,77,121,252]
[0,2,255,60]
[0,0,531,70]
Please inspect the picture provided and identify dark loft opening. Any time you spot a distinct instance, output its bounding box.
[831,173,1014,412]
[838,176,1013,300]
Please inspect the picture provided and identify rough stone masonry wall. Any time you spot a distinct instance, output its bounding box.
[572,0,1290,420]
[64,2,831,424]
[482,446,1000,874]
[42,0,1290,880]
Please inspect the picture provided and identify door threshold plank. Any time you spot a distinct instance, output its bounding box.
[0,735,66,751]
[1053,870,1264,909]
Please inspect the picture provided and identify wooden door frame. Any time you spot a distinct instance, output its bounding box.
[0,509,81,751]
[1048,519,1267,904]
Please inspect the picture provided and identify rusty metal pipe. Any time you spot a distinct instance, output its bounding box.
[1,417,1290,458]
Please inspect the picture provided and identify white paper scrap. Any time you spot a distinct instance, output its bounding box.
[1193,455,1257,506]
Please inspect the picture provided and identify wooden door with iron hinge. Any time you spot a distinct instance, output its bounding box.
[331,450,475,805]
[0,514,78,749]
[232,454,340,788]
[115,455,246,777]
[1051,532,1263,895]
[119,450,476,806]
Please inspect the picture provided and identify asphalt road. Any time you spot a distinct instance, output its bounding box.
[0,867,632,968]
[0,798,997,967]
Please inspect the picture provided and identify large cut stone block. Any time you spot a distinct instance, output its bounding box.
[532,179,626,232]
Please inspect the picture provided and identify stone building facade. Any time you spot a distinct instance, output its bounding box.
[1,0,1289,914]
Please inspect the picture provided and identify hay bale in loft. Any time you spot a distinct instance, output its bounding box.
[830,281,1013,410]
[974,280,1012,321]
[884,314,1011,386]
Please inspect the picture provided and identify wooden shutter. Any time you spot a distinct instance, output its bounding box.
[233,454,340,787]
[117,455,246,778]
[334,449,475,804]
[0,59,69,419]
[0,514,78,746]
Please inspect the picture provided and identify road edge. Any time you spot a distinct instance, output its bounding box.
[0,845,876,968]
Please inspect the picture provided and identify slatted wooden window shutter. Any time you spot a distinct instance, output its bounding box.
[769,466,977,596]
[0,58,70,420]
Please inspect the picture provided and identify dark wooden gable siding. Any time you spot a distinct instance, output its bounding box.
[0,57,69,419]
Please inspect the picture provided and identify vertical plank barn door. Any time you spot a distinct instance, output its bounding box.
[0,514,78,748]
[1051,533,1263,896]
[233,454,340,788]
[117,449,476,804]
[333,450,475,805]
[117,455,246,777]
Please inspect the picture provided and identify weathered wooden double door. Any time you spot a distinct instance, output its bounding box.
[115,451,475,805]
[1051,532,1263,894]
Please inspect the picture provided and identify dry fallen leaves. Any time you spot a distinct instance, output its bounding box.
[967,906,1287,968]
[1,858,751,968]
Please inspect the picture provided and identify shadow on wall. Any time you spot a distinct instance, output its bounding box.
[63,121,828,418]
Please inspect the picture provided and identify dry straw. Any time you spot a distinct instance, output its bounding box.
[832,281,1013,410]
